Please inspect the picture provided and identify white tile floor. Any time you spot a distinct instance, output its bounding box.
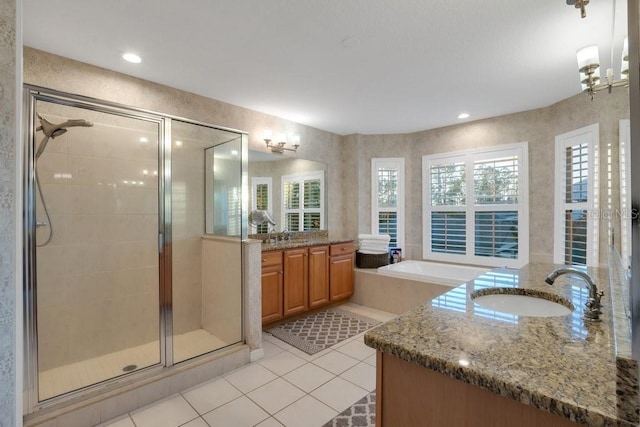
[40,329,228,400]
[99,303,395,427]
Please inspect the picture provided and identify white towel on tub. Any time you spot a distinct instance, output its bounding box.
[358,234,391,242]
[358,249,388,255]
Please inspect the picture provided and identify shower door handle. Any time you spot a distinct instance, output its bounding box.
[158,233,164,254]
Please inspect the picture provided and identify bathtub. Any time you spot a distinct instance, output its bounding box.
[352,260,490,314]
[377,260,490,286]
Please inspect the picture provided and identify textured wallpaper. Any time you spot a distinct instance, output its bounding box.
[0,0,17,425]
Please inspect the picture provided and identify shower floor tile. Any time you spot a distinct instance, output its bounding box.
[39,329,229,400]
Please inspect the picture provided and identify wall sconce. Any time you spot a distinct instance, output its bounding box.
[263,130,300,154]
[577,37,628,100]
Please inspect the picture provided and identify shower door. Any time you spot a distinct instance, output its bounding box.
[25,94,164,403]
[170,120,244,364]
[24,87,248,414]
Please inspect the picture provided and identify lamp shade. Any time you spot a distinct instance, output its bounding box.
[577,45,600,70]
[291,134,301,147]
[263,129,273,140]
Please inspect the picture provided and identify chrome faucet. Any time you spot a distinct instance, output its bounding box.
[545,267,604,322]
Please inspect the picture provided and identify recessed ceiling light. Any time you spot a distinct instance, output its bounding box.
[122,52,142,64]
[139,137,149,143]
[458,113,470,119]
[231,150,239,156]
[341,36,361,49]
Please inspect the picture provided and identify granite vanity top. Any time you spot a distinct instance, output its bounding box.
[258,231,354,252]
[364,263,638,426]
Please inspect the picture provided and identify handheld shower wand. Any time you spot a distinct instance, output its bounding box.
[35,113,93,159]
[34,113,94,247]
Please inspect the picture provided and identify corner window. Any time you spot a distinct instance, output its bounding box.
[372,158,405,249]
[282,171,324,231]
[554,124,599,267]
[423,143,529,268]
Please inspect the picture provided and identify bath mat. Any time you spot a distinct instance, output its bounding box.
[265,308,380,355]
[323,391,376,427]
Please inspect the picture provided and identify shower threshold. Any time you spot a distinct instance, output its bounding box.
[39,329,228,400]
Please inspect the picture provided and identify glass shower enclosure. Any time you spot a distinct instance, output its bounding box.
[23,86,247,412]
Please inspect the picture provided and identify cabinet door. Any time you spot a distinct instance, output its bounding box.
[262,266,283,324]
[308,246,330,309]
[284,248,309,316]
[330,254,354,301]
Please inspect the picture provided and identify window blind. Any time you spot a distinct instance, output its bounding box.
[255,183,269,233]
[282,171,324,231]
[475,211,518,259]
[473,156,519,204]
[431,212,466,254]
[430,162,466,206]
[377,168,398,208]
[564,143,589,265]
[372,158,405,250]
[378,212,398,247]
[423,143,528,268]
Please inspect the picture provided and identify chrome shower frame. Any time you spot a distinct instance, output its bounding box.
[22,85,248,415]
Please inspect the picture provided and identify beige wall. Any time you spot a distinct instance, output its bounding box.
[345,88,629,264]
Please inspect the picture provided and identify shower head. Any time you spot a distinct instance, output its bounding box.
[35,113,94,158]
[36,113,93,138]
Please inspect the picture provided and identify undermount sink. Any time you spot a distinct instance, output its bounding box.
[471,289,573,317]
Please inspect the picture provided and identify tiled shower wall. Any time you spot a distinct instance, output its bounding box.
[201,237,242,345]
[0,0,18,423]
[35,110,160,371]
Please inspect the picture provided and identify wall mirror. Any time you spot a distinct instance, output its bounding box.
[204,135,245,236]
[248,150,327,233]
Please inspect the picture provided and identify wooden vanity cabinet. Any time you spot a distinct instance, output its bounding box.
[261,251,283,324]
[308,245,330,308]
[261,241,354,326]
[330,242,355,301]
[283,247,309,317]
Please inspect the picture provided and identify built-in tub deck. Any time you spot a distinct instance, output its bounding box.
[352,260,490,314]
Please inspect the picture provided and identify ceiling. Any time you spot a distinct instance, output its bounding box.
[23,0,628,135]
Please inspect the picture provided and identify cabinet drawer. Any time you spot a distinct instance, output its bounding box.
[330,242,355,256]
[262,251,283,267]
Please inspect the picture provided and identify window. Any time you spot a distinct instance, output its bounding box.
[282,171,324,231]
[423,143,529,268]
[554,124,599,267]
[371,158,405,249]
[620,119,631,269]
[251,177,272,233]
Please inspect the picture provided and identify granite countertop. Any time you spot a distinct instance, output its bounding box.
[364,263,638,426]
[261,237,354,251]
[255,230,353,251]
